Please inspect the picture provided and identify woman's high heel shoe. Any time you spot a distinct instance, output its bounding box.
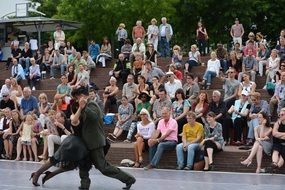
[42,171,52,185]
[240,160,252,167]
[29,172,40,186]
[133,162,140,168]
[138,156,144,166]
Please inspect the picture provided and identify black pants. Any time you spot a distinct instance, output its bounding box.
[80,147,134,185]
[233,117,247,142]
[0,137,4,155]
[204,140,218,157]
[27,75,41,88]
[223,115,233,142]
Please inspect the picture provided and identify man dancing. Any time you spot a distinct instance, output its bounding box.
[71,87,136,190]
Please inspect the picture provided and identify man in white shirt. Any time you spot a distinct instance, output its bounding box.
[159,17,173,57]
[164,71,182,100]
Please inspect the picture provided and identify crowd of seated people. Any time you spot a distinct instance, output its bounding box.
[1,18,285,175]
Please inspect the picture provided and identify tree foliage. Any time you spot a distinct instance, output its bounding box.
[33,0,285,50]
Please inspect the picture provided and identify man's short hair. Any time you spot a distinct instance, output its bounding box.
[71,86,89,97]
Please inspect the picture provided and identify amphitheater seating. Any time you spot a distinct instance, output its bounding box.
[0,56,281,173]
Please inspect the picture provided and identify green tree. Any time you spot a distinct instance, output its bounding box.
[33,0,285,51]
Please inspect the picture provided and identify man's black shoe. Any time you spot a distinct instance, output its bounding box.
[122,178,136,190]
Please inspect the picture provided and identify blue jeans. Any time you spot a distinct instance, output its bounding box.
[176,143,200,168]
[203,71,217,85]
[126,122,137,140]
[220,59,228,72]
[159,37,170,57]
[247,118,259,139]
[50,64,67,77]
[149,140,177,167]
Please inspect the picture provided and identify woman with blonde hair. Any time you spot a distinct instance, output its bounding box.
[172,45,183,68]
[133,108,155,167]
[103,76,119,113]
[199,52,220,90]
[185,44,201,73]
[116,23,128,52]
[147,18,159,51]
[38,93,52,128]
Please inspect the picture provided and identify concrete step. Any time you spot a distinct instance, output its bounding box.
[105,142,285,173]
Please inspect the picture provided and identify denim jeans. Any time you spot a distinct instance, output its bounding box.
[220,59,228,72]
[247,118,259,139]
[203,70,217,85]
[149,140,177,167]
[176,143,200,168]
[159,37,170,57]
[50,63,67,77]
[126,122,137,140]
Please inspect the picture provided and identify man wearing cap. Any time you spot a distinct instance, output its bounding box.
[50,49,66,79]
[230,18,244,47]
[164,71,182,100]
[71,86,136,190]
[0,92,15,111]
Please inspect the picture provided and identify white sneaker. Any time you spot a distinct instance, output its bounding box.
[50,77,55,80]
[263,85,266,90]
[32,86,36,91]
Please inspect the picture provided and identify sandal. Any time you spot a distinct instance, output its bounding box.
[133,162,141,168]
[138,155,144,165]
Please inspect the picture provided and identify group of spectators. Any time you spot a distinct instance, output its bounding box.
[0,17,285,174]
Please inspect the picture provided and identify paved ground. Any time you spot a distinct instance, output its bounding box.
[0,160,284,190]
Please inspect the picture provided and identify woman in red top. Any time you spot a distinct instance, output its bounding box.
[191,91,209,125]
[196,21,208,56]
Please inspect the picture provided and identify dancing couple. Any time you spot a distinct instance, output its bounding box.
[30,86,136,190]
